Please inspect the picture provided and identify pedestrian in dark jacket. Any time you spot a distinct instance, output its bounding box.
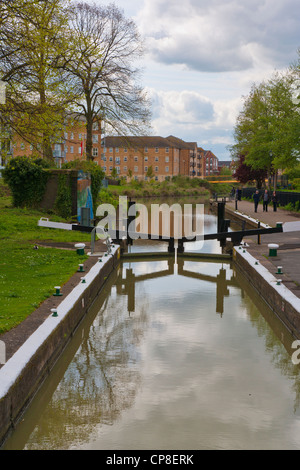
[272,191,278,212]
[253,190,260,213]
[263,190,269,212]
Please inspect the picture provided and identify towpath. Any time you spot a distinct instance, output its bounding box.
[225,199,300,298]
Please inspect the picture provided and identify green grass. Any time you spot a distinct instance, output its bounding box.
[103,178,211,202]
[0,190,91,334]
[0,242,87,333]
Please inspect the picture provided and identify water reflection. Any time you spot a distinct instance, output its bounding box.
[118,257,236,316]
[4,257,300,450]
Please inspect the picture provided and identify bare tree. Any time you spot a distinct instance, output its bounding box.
[58,2,152,160]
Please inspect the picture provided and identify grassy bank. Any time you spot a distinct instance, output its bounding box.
[98,178,233,205]
[0,185,90,334]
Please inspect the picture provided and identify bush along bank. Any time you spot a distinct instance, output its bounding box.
[98,177,230,202]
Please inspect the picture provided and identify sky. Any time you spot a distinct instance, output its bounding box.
[93,0,300,160]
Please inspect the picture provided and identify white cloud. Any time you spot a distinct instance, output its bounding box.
[94,0,300,160]
[138,0,300,73]
[147,87,241,156]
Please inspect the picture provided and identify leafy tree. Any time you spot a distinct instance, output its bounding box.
[0,0,72,160]
[231,72,300,180]
[57,2,151,160]
[146,165,154,180]
[110,167,118,179]
[233,155,267,189]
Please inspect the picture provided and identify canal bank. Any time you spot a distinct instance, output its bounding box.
[0,244,121,447]
[224,200,300,340]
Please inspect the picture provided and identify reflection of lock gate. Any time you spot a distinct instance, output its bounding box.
[117,256,235,316]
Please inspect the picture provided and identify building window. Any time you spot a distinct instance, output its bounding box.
[71,132,74,140]
[109,156,113,162]
[92,134,98,143]
[92,148,98,157]
[115,147,119,153]
[103,166,107,171]
[144,166,148,172]
[165,166,169,172]
[155,156,159,162]
[134,166,138,172]
[155,166,158,172]
[115,157,120,164]
[124,147,128,152]
[92,122,99,130]
[102,155,106,161]
[78,146,81,154]
[155,176,158,181]
[165,147,169,153]
[79,133,82,139]
[165,156,169,162]
[155,147,159,153]
[109,147,113,153]
[144,156,148,161]
[20,143,25,149]
[116,166,120,174]
[109,166,113,171]
[124,156,128,162]
[124,166,127,172]
[134,156,138,161]
[144,147,148,153]
[70,146,74,153]
[64,132,68,140]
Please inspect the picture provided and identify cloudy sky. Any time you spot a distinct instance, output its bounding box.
[94,0,300,160]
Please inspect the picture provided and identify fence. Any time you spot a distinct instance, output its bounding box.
[242,187,300,207]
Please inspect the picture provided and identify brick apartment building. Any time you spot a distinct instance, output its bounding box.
[98,135,202,181]
[1,117,219,180]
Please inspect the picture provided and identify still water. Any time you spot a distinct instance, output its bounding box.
[3,202,300,450]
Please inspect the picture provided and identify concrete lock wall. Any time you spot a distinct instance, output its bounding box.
[0,247,120,447]
[233,247,300,339]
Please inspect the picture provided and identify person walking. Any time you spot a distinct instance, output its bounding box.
[263,190,269,212]
[272,191,278,212]
[253,190,260,213]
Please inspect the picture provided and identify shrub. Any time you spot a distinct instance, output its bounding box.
[3,156,49,207]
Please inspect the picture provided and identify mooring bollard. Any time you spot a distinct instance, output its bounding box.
[276,222,283,229]
[75,243,85,255]
[276,266,283,274]
[53,286,63,296]
[268,243,279,257]
[51,308,58,317]
[77,264,85,272]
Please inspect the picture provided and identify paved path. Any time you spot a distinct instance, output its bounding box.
[225,200,300,298]
[226,199,300,227]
